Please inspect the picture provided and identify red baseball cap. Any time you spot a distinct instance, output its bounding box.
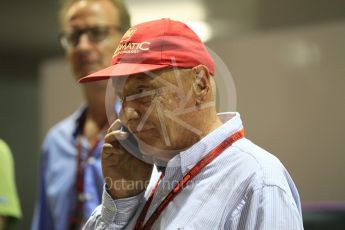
[79,18,215,83]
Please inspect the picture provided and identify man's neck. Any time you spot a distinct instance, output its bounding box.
[202,112,223,139]
[162,112,223,161]
[83,89,108,145]
[87,101,107,128]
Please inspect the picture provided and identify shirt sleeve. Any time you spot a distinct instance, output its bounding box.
[31,140,54,230]
[83,187,143,229]
[226,185,304,230]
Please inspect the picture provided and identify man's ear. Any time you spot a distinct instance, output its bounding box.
[192,65,211,106]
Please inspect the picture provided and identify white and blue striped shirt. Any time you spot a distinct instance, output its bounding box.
[84,112,303,229]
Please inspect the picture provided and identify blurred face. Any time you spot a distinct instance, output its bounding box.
[114,69,202,161]
[62,0,122,81]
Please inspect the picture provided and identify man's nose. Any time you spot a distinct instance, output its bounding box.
[75,34,93,51]
[120,107,139,124]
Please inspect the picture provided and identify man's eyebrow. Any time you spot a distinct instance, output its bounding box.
[125,76,154,88]
[125,89,156,101]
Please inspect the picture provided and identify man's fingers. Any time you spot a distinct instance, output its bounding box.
[105,130,129,143]
[108,119,123,133]
[102,143,124,155]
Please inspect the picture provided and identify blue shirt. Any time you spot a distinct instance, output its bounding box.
[32,106,104,230]
[84,112,303,229]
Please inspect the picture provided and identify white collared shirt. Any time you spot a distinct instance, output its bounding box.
[84,112,303,229]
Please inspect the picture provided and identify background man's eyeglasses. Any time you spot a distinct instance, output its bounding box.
[59,25,124,49]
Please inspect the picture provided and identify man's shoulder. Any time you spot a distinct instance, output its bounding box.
[43,108,83,147]
[233,138,282,167]
[222,138,292,192]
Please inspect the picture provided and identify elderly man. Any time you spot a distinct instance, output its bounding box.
[32,0,130,229]
[80,19,304,229]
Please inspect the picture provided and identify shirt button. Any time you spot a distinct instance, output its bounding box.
[78,193,92,201]
[88,157,96,165]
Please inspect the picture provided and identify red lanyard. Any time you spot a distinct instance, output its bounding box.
[69,136,100,230]
[134,129,245,230]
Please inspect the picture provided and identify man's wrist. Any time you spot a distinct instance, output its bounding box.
[101,186,144,225]
[105,178,150,199]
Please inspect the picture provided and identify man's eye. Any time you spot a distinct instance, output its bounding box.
[68,32,81,45]
[89,28,108,41]
[116,94,124,102]
[137,88,145,94]
[124,88,153,102]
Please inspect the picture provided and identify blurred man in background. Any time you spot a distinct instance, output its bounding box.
[0,140,22,230]
[32,0,130,229]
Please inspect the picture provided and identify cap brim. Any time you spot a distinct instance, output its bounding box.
[79,63,170,83]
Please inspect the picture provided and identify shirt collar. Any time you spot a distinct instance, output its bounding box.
[72,105,88,139]
[166,112,243,175]
[72,104,111,140]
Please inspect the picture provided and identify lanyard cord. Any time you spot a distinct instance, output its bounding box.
[69,136,100,230]
[134,129,245,230]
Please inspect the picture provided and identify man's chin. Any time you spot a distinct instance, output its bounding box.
[137,141,177,162]
[76,66,102,79]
